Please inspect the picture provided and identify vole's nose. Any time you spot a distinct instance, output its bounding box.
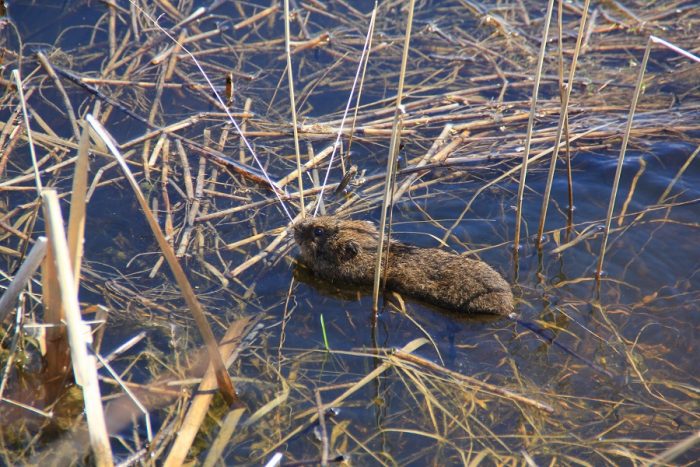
[292,222,304,243]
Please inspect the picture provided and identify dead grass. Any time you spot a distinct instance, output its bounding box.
[0,0,699,465]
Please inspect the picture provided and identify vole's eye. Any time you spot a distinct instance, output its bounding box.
[313,227,325,237]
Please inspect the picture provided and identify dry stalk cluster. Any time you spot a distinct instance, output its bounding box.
[0,0,698,465]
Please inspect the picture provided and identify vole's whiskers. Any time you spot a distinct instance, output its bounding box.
[127,0,294,222]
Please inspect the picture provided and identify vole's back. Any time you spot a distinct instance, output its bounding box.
[386,246,514,315]
[294,216,514,315]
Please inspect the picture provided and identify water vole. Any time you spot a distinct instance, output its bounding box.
[293,215,514,315]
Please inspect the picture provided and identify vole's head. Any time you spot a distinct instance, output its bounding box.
[293,215,378,265]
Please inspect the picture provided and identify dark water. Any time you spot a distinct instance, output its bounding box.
[2,1,699,465]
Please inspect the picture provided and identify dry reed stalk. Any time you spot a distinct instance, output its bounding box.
[66,121,90,294]
[346,3,378,161]
[149,138,175,277]
[92,351,153,445]
[121,115,214,148]
[393,125,463,203]
[545,196,700,258]
[11,69,42,193]
[229,226,293,278]
[313,3,380,215]
[240,369,290,428]
[194,129,217,258]
[31,315,260,464]
[391,351,553,412]
[0,397,52,420]
[86,114,239,407]
[0,218,30,242]
[371,0,415,314]
[0,89,31,161]
[239,98,253,163]
[77,77,208,89]
[164,29,186,81]
[656,144,700,205]
[35,52,80,140]
[195,177,349,223]
[234,4,278,30]
[315,389,330,466]
[512,0,555,259]
[258,338,429,460]
[202,188,248,202]
[440,123,609,246]
[307,142,326,214]
[645,430,700,466]
[187,155,206,225]
[20,125,106,159]
[103,24,133,72]
[52,69,275,192]
[143,64,168,180]
[285,31,332,57]
[617,157,646,225]
[224,231,280,252]
[201,408,246,467]
[379,109,406,294]
[161,138,174,239]
[0,129,21,178]
[0,299,25,401]
[1,1,698,463]
[596,36,700,279]
[536,0,590,246]
[371,106,405,313]
[28,109,61,139]
[163,316,252,467]
[42,190,114,467]
[263,453,284,467]
[277,144,334,187]
[41,199,70,404]
[550,222,604,254]
[107,1,116,58]
[175,140,194,199]
[127,0,295,221]
[284,0,305,217]
[556,0,575,230]
[0,237,47,322]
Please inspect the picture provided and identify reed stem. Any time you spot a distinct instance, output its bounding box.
[11,69,42,194]
[512,0,555,259]
[371,0,415,314]
[536,0,590,246]
[42,190,114,467]
[284,0,305,217]
[595,39,651,280]
[87,114,240,407]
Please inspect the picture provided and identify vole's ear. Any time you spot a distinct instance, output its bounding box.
[341,240,359,261]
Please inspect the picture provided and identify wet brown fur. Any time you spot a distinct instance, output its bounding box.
[293,215,514,315]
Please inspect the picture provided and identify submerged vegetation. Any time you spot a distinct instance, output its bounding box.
[0,0,699,465]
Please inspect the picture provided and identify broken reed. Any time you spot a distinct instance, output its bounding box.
[87,114,239,407]
[44,190,113,466]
